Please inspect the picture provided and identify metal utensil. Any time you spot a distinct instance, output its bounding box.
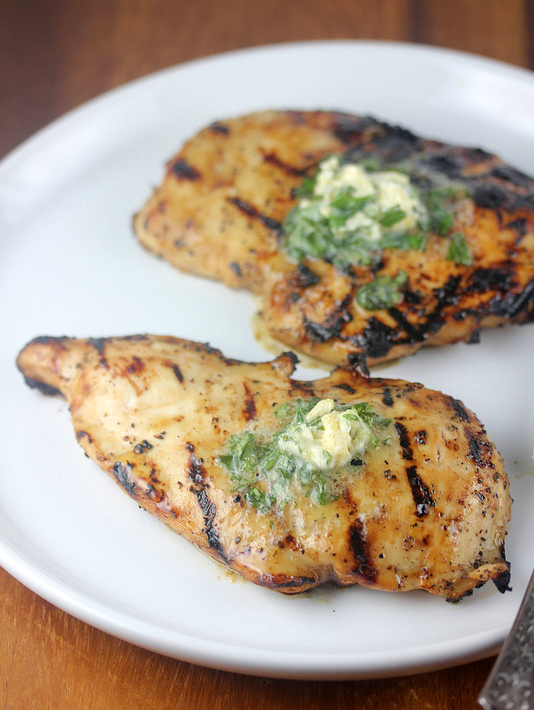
[479,570,534,710]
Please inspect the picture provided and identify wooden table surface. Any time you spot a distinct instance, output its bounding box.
[2,1,533,708]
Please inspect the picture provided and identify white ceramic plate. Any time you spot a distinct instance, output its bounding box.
[1,41,534,680]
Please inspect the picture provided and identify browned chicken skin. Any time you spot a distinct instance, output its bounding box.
[133,110,534,366]
[17,335,511,600]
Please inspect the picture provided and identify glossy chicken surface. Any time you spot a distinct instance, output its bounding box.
[133,110,534,366]
[17,334,511,600]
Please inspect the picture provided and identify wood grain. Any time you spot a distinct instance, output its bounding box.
[1,0,533,707]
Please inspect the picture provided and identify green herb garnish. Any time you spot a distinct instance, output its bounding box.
[282,157,474,272]
[378,231,428,252]
[356,271,408,311]
[219,398,391,513]
[446,232,473,266]
[379,206,407,227]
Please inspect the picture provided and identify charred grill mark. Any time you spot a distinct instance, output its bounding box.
[229,262,242,278]
[304,320,339,343]
[303,295,352,343]
[289,379,316,398]
[463,147,494,163]
[376,275,461,350]
[123,335,150,343]
[469,267,513,293]
[209,121,230,134]
[465,428,495,469]
[278,350,299,369]
[448,397,471,422]
[262,150,309,176]
[285,110,310,125]
[171,159,201,181]
[492,165,532,188]
[379,126,421,160]
[506,217,527,239]
[29,335,68,346]
[468,329,481,344]
[408,274,464,341]
[387,307,426,342]
[133,439,152,454]
[186,442,227,561]
[126,356,145,375]
[346,351,370,377]
[192,485,224,554]
[422,152,462,178]
[493,563,512,593]
[381,387,394,407]
[186,442,204,484]
[170,363,184,383]
[295,263,320,288]
[356,317,397,359]
[394,422,414,461]
[332,382,356,395]
[473,184,508,209]
[89,337,109,369]
[349,519,377,583]
[433,274,462,309]
[490,278,534,320]
[406,465,435,517]
[243,382,257,421]
[414,430,427,445]
[403,289,423,306]
[227,196,282,234]
[187,341,241,367]
[144,482,156,499]
[331,114,376,144]
[113,461,136,494]
[344,121,421,164]
[21,376,62,396]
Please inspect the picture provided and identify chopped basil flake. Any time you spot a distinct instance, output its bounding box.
[357,157,381,172]
[425,189,456,236]
[244,487,276,513]
[378,231,428,251]
[345,401,392,430]
[293,175,316,199]
[356,272,408,311]
[432,208,454,236]
[446,232,473,266]
[379,206,407,227]
[219,398,391,513]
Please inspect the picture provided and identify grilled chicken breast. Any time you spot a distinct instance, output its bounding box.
[133,110,534,367]
[17,334,511,600]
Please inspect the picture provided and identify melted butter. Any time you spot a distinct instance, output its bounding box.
[278,399,373,470]
[219,396,390,514]
[301,155,427,244]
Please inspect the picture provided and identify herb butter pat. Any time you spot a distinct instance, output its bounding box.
[219,398,391,512]
[312,156,426,238]
[282,154,472,275]
[283,155,429,268]
[277,398,373,470]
